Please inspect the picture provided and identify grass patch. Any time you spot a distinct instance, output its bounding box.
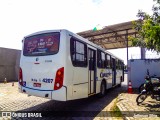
[110,98,123,118]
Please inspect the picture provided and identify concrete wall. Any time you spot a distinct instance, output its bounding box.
[128,59,160,88]
[0,47,21,82]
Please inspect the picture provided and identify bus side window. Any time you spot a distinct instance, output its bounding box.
[110,57,113,69]
[116,59,119,69]
[101,52,106,68]
[70,37,87,67]
[106,54,111,69]
[119,60,122,69]
[120,61,124,70]
[97,50,102,68]
[97,50,105,68]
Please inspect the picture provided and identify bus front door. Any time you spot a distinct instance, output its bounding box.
[88,48,96,95]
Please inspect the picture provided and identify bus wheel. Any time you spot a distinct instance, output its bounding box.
[118,83,121,87]
[98,81,106,97]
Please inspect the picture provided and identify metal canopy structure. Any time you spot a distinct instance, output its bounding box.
[77,21,138,50]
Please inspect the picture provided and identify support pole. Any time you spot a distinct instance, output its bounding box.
[126,30,129,66]
[140,47,146,59]
[126,30,129,89]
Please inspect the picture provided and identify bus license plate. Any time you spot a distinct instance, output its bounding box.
[33,83,41,87]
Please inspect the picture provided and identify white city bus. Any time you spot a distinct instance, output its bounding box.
[19,29,124,101]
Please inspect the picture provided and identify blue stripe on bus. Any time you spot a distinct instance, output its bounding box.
[22,86,54,91]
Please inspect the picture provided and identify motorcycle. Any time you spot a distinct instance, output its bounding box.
[138,69,160,93]
[136,75,160,105]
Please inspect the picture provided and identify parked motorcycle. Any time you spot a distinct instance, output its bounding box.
[136,75,160,105]
[138,69,160,93]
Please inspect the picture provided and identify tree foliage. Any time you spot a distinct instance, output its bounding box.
[130,0,160,52]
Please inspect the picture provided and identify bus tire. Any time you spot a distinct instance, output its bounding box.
[118,83,121,87]
[98,81,106,97]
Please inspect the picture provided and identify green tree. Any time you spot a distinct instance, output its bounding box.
[130,0,160,52]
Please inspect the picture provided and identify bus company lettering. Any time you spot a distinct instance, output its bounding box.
[100,72,111,78]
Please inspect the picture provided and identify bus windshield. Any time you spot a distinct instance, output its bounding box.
[23,32,60,56]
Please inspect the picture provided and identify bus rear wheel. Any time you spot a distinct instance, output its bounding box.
[98,81,106,97]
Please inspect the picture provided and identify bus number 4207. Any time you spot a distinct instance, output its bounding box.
[42,78,53,83]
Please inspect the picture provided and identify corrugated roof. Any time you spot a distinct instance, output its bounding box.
[77,20,138,49]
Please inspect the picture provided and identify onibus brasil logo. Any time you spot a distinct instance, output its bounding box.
[1,112,42,119]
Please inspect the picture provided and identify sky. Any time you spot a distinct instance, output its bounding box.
[0,0,156,64]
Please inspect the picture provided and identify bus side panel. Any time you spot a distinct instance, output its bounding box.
[63,32,74,100]
[96,69,102,86]
[116,69,121,85]
[106,69,113,89]
[66,33,89,100]
[72,67,88,99]
[95,80,101,94]
[116,68,123,86]
[96,68,113,93]
[95,68,103,93]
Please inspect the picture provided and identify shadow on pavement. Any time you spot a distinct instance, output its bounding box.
[143,101,160,109]
[17,86,126,120]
